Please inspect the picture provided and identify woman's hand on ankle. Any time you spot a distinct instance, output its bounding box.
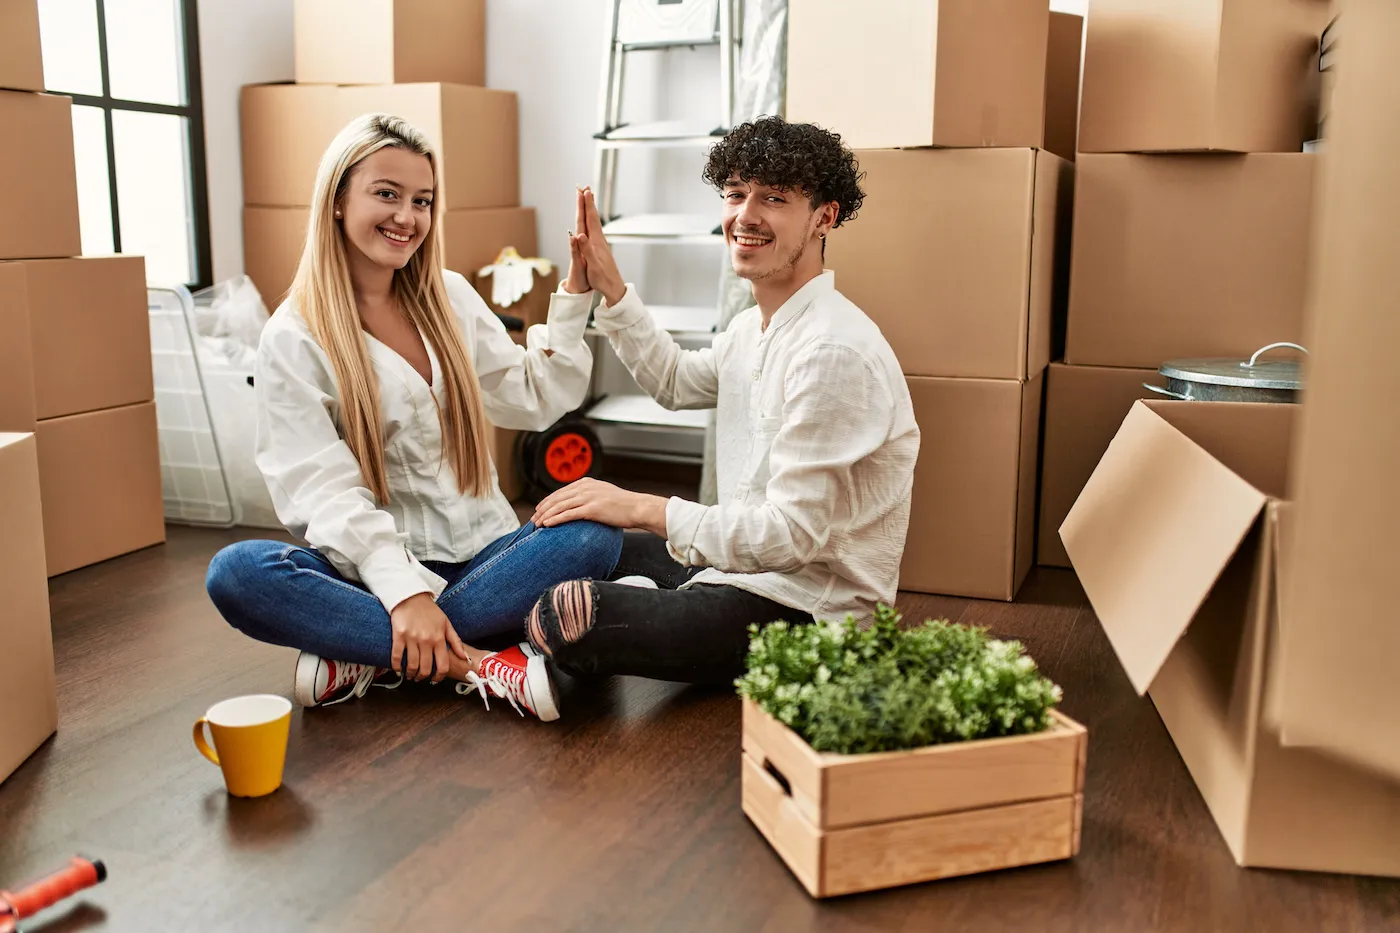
[390,593,468,683]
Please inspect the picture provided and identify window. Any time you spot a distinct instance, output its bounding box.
[37,0,211,289]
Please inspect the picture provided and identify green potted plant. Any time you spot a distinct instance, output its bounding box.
[737,606,1087,898]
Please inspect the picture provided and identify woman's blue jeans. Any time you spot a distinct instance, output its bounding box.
[205,521,623,667]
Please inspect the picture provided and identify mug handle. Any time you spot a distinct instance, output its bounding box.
[193,718,220,766]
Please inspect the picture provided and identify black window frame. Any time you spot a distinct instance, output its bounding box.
[51,0,213,290]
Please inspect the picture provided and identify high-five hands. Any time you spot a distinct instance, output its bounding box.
[564,186,628,306]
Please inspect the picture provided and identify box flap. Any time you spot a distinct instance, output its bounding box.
[1261,501,1292,731]
[1060,401,1271,694]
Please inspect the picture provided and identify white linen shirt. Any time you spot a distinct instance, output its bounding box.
[592,271,920,622]
[254,269,593,613]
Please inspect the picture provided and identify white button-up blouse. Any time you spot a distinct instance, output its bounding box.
[253,270,592,613]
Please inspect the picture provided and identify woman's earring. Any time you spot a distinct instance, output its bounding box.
[334,210,342,219]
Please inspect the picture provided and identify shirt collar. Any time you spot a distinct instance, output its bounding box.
[763,269,835,334]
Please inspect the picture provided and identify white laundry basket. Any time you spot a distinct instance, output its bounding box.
[149,285,236,526]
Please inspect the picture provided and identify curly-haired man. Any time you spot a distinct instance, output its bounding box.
[525,116,920,689]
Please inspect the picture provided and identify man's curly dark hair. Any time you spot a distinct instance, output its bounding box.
[702,117,866,227]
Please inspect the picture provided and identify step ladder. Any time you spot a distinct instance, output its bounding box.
[582,0,741,463]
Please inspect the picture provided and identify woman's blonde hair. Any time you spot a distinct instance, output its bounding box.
[289,113,493,503]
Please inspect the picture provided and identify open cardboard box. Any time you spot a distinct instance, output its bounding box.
[1061,400,1400,877]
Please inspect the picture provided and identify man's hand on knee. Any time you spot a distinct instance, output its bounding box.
[531,478,668,536]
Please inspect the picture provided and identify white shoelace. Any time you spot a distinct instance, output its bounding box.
[323,662,401,706]
[454,664,527,716]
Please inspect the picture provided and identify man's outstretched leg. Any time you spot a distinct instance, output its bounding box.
[526,580,814,685]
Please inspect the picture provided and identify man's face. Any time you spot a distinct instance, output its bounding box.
[720,178,824,282]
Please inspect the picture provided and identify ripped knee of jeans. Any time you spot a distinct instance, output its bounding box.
[527,579,598,658]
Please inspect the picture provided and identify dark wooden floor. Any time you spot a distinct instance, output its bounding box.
[3,526,1398,933]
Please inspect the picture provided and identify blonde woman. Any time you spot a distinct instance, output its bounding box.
[206,114,620,721]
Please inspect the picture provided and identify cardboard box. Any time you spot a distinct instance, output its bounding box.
[439,207,538,286]
[901,372,1043,601]
[238,84,342,212]
[1044,12,1083,162]
[0,433,56,783]
[473,266,557,346]
[1281,0,1400,784]
[0,257,153,429]
[490,426,522,503]
[243,205,538,309]
[1037,363,1164,568]
[1066,153,1315,369]
[1062,400,1400,876]
[294,0,485,88]
[0,0,44,92]
[0,263,36,430]
[787,0,1048,150]
[827,148,1071,381]
[241,83,518,210]
[0,91,80,260]
[1079,0,1329,153]
[37,402,165,576]
[241,206,307,308]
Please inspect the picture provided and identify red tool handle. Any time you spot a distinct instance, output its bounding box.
[0,855,106,920]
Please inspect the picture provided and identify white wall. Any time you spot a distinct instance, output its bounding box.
[197,0,294,283]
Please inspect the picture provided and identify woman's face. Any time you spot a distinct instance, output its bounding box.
[337,146,435,272]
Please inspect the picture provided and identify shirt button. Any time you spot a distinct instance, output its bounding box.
[752,369,761,381]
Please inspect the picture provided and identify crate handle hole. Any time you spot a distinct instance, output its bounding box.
[762,758,792,798]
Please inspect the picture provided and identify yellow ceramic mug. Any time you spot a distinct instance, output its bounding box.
[192,694,292,797]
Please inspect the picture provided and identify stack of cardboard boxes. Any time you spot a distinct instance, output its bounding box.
[1038,0,1327,567]
[241,0,542,499]
[241,0,536,305]
[1,0,163,784]
[1059,0,1400,876]
[0,3,164,579]
[788,0,1083,600]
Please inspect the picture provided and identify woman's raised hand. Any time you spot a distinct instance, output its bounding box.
[563,186,590,294]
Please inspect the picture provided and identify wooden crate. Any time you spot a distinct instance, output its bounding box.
[740,699,1087,897]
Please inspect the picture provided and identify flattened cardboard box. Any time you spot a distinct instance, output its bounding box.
[37,402,166,577]
[901,373,1042,602]
[788,0,1049,150]
[1062,400,1400,877]
[295,0,485,88]
[1078,0,1328,153]
[1066,153,1315,369]
[241,83,518,210]
[827,149,1071,381]
[0,90,80,260]
[0,256,153,430]
[1043,11,1083,162]
[0,433,57,784]
[1281,0,1400,784]
[243,205,538,309]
